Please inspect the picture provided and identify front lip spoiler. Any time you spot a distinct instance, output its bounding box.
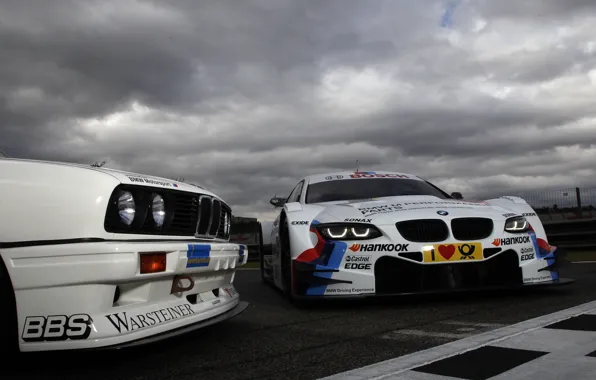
[55,301,250,352]
[103,301,249,350]
[292,278,575,300]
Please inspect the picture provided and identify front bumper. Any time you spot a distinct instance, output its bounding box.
[0,240,247,352]
[292,245,570,298]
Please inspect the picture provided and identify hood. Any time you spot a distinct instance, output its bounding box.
[317,195,513,224]
[2,158,218,198]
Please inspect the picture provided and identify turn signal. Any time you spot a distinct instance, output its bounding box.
[140,252,167,274]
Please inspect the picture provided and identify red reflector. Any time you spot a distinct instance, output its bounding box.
[140,252,167,274]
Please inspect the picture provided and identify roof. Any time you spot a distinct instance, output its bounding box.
[307,171,423,184]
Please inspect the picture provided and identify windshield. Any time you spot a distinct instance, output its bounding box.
[305,178,450,204]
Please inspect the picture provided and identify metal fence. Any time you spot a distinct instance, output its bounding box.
[508,187,596,222]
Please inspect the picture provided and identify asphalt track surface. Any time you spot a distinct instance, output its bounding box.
[3,262,596,380]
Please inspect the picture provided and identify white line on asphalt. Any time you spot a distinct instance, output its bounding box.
[382,329,474,340]
[318,300,596,380]
[571,261,596,264]
[439,321,507,328]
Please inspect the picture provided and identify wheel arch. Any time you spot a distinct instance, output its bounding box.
[0,252,19,351]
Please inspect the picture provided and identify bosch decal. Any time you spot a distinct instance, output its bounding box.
[491,236,531,247]
[502,213,516,218]
[350,173,409,179]
[105,304,195,333]
[22,314,93,342]
[349,243,409,252]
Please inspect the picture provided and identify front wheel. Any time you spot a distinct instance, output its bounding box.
[280,220,293,298]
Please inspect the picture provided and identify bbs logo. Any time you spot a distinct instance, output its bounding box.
[22,314,93,342]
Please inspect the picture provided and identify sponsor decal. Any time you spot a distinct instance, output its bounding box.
[105,304,195,333]
[127,175,177,188]
[520,246,535,261]
[349,243,409,252]
[522,212,537,217]
[358,201,488,217]
[437,210,449,216]
[224,287,238,297]
[491,236,531,247]
[521,253,534,261]
[324,287,375,294]
[502,213,516,218]
[291,221,308,225]
[344,218,372,223]
[524,275,552,283]
[358,204,403,216]
[325,175,344,180]
[212,299,221,305]
[423,242,482,262]
[344,255,372,270]
[350,173,409,179]
[22,314,93,342]
[186,244,211,268]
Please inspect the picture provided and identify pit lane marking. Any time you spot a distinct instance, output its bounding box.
[381,321,506,341]
[319,300,596,380]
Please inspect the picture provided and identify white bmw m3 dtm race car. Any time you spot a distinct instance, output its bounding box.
[0,157,248,352]
[261,171,572,300]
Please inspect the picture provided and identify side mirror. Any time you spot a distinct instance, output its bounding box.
[269,197,286,208]
[451,192,463,200]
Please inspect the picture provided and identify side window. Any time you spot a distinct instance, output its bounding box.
[286,181,304,203]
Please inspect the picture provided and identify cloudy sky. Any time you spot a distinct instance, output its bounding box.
[2,0,596,220]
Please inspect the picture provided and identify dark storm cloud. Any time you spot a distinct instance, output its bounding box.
[1,0,596,219]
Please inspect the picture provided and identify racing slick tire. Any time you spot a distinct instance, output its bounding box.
[0,259,18,354]
[279,219,311,308]
[280,219,293,298]
[260,224,268,284]
[260,246,267,284]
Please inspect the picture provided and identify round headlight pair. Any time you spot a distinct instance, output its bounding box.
[117,191,165,228]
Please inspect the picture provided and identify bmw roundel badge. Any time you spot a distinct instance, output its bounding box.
[437,210,449,216]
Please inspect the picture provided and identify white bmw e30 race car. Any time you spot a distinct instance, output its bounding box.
[0,157,248,352]
[261,171,572,300]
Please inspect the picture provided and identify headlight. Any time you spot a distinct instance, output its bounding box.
[504,216,529,233]
[151,193,166,228]
[117,191,136,226]
[316,223,383,240]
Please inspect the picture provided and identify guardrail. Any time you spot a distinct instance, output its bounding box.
[513,186,596,249]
